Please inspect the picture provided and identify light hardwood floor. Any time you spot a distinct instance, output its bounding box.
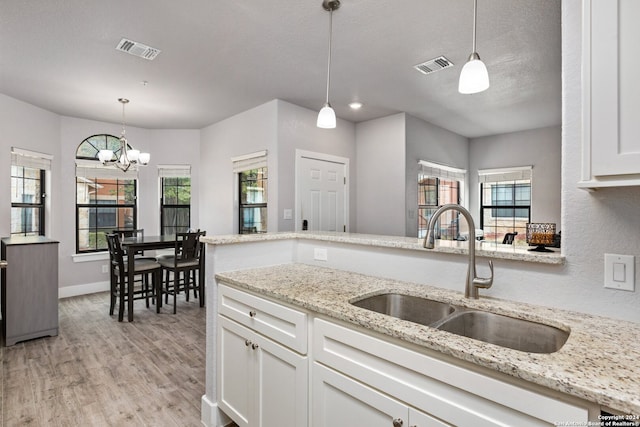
[1,292,206,426]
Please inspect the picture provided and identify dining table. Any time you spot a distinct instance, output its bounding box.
[120,234,206,321]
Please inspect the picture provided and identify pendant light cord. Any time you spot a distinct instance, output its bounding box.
[325,8,333,104]
[472,0,478,54]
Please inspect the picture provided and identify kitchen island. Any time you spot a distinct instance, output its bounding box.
[200,232,638,426]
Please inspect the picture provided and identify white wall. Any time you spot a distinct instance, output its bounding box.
[559,0,640,320]
[405,114,469,237]
[355,113,406,236]
[0,94,61,241]
[469,126,562,227]
[199,101,278,235]
[276,100,357,232]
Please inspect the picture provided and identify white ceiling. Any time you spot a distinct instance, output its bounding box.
[0,0,561,138]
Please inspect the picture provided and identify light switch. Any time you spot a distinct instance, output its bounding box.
[604,254,635,291]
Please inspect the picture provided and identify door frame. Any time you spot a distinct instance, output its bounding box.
[295,149,349,233]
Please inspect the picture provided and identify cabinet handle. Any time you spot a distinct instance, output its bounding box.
[249,310,257,317]
[392,419,403,427]
[245,339,252,347]
[251,343,259,350]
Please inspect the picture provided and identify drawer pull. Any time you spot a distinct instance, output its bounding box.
[249,310,257,317]
[392,419,403,427]
[251,343,259,350]
[245,339,252,347]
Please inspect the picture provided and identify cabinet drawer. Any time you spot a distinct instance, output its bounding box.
[313,318,592,426]
[218,284,307,354]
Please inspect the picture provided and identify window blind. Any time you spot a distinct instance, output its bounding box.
[11,147,53,171]
[158,164,191,178]
[418,160,466,181]
[232,150,267,173]
[478,166,532,183]
[75,159,139,179]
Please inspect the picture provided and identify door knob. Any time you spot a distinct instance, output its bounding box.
[251,343,259,350]
[392,418,403,427]
[245,339,252,347]
[249,310,257,318]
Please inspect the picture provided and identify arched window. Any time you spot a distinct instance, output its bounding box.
[75,134,138,253]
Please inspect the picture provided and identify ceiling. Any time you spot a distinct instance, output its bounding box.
[0,0,561,138]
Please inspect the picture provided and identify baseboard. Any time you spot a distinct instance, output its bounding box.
[201,394,231,427]
[58,281,110,299]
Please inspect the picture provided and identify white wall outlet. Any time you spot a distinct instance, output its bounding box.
[283,209,293,220]
[604,254,635,291]
[314,248,328,261]
[102,264,109,274]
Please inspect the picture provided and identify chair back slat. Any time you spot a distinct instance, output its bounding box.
[106,233,126,272]
[174,230,206,264]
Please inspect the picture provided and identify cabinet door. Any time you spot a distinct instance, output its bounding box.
[255,334,308,427]
[583,0,640,183]
[217,317,256,427]
[312,362,408,427]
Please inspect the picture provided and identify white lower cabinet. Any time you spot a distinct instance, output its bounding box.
[312,362,451,427]
[216,285,598,427]
[218,317,308,427]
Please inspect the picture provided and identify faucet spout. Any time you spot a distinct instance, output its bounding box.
[423,204,494,299]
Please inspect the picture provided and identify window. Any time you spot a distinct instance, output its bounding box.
[233,150,268,234]
[159,165,191,235]
[479,167,532,246]
[10,148,51,236]
[239,168,267,234]
[11,166,45,236]
[417,160,466,239]
[75,135,138,253]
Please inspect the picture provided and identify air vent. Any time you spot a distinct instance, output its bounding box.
[413,56,453,75]
[116,38,161,61]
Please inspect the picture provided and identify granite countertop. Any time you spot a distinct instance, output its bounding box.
[201,231,564,265]
[215,263,640,415]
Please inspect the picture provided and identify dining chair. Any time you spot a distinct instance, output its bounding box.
[106,233,163,321]
[158,230,206,314]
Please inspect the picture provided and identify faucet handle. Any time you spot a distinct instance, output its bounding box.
[473,259,494,289]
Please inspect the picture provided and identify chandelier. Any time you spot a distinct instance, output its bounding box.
[98,98,150,172]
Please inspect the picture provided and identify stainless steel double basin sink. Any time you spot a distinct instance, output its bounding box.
[351,293,569,354]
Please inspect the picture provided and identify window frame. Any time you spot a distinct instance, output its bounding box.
[238,167,268,234]
[10,166,46,237]
[160,176,192,236]
[75,134,139,254]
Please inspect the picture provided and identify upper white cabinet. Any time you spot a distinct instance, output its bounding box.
[580,0,640,189]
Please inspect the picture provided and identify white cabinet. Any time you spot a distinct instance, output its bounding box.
[313,362,450,427]
[580,0,640,189]
[217,285,308,427]
[312,318,596,427]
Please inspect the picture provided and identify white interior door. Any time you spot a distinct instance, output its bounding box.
[297,153,347,232]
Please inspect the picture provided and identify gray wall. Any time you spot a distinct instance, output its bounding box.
[355,113,406,236]
[405,114,469,237]
[469,126,562,227]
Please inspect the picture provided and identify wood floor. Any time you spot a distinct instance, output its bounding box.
[0,291,206,426]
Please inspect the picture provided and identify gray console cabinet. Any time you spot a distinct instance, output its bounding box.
[1,236,59,346]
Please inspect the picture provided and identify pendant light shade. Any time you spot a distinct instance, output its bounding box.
[317,102,336,128]
[317,0,340,129]
[459,0,489,94]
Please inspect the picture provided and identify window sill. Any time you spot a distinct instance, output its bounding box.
[72,252,109,263]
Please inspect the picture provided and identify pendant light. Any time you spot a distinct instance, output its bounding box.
[317,0,340,129]
[458,0,490,94]
[98,98,150,172]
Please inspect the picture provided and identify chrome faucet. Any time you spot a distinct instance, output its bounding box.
[423,204,494,299]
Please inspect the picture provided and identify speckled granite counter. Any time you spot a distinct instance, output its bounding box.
[201,231,564,264]
[216,263,640,415]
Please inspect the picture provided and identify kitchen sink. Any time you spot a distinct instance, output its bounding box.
[351,293,569,353]
[351,293,455,327]
[436,311,569,354]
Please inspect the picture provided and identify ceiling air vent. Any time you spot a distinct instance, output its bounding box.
[413,56,453,75]
[116,38,161,61]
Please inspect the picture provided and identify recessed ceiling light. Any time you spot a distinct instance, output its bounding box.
[349,102,363,110]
